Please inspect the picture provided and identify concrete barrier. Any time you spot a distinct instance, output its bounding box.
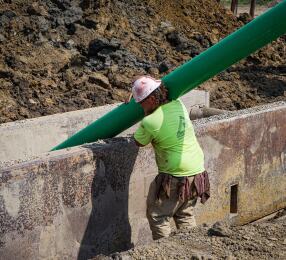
[0,90,209,164]
[0,101,285,259]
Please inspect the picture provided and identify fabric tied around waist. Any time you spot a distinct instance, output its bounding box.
[155,171,210,204]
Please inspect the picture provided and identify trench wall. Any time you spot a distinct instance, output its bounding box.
[0,102,285,259]
[0,90,209,164]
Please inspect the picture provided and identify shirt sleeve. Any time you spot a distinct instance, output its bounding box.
[134,122,153,146]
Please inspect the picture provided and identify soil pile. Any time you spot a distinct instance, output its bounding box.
[205,35,286,110]
[0,0,285,123]
[95,210,286,260]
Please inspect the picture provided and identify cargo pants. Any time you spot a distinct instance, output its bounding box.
[146,175,197,240]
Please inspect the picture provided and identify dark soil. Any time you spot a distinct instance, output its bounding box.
[0,0,285,123]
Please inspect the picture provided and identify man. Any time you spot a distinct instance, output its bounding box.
[131,75,210,240]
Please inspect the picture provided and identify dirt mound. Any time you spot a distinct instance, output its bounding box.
[97,210,286,260]
[0,0,285,123]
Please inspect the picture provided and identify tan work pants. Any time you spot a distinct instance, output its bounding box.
[146,175,197,240]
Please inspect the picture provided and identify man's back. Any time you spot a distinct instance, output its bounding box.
[134,99,205,176]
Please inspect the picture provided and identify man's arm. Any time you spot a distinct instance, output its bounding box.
[133,120,153,147]
[124,93,133,104]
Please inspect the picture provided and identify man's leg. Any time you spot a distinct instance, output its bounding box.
[146,178,180,240]
[173,176,197,229]
[173,197,197,229]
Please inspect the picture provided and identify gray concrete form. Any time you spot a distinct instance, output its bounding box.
[0,101,285,259]
[0,90,209,165]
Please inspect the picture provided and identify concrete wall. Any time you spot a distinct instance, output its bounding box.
[0,90,209,164]
[0,101,285,259]
[195,102,286,225]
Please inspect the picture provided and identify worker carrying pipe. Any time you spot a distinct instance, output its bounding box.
[52,0,286,151]
[128,75,210,240]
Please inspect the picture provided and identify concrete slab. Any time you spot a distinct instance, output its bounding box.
[0,90,209,164]
[0,101,285,259]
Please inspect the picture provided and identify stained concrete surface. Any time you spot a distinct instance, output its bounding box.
[0,90,209,165]
[195,101,286,225]
[0,102,285,259]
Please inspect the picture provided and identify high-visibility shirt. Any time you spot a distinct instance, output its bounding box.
[134,99,205,176]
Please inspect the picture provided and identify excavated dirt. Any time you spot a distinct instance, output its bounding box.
[0,0,285,123]
[93,209,286,260]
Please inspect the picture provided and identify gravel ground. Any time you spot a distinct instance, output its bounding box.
[92,209,286,260]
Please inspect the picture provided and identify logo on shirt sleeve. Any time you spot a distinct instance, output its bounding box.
[177,116,185,139]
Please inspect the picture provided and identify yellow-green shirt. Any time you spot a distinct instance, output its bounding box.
[134,99,205,177]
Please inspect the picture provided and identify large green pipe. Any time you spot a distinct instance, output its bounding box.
[164,1,286,99]
[52,1,286,151]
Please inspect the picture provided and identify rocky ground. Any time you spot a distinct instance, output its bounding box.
[0,0,285,123]
[93,209,286,260]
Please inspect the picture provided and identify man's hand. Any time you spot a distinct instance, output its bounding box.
[124,93,133,104]
[133,137,146,147]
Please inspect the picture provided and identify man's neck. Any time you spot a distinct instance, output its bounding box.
[145,103,160,116]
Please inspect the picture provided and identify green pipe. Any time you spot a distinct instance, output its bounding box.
[52,99,144,150]
[163,1,286,99]
[52,1,286,151]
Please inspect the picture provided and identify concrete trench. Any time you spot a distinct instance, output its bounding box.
[0,99,286,259]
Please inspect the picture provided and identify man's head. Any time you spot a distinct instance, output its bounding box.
[132,76,169,115]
